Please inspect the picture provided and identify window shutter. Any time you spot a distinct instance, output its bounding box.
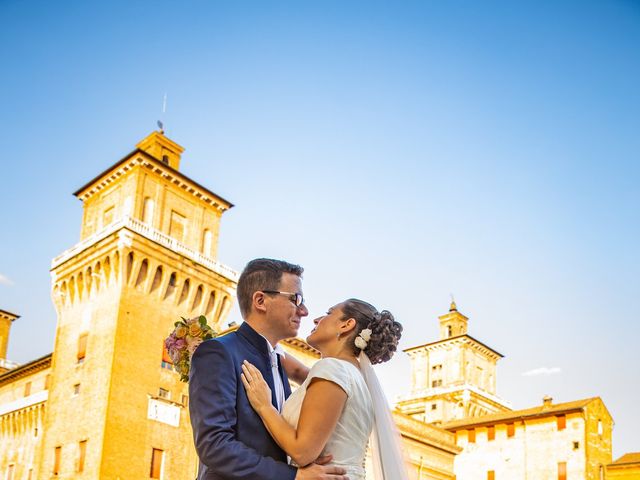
[54,446,62,475]
[78,440,87,472]
[558,462,567,480]
[150,449,163,479]
[77,334,88,361]
[557,414,566,431]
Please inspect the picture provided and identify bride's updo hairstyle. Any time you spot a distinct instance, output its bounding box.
[341,298,403,365]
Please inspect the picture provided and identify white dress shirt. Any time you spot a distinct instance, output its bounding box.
[259,334,286,412]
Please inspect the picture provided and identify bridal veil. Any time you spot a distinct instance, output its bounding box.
[359,351,410,480]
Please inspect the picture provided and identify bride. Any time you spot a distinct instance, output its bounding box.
[241,298,409,480]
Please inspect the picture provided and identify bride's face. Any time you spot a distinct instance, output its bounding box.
[306,303,346,350]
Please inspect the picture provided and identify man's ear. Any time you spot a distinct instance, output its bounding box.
[252,291,268,314]
[341,317,357,335]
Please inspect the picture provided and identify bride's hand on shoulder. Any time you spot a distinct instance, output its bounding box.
[241,360,272,414]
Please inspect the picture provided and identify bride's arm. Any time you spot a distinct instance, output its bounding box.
[281,353,310,385]
[241,361,347,467]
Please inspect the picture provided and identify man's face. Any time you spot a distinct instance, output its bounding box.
[265,272,309,341]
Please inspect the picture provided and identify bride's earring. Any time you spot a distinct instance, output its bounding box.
[336,332,341,340]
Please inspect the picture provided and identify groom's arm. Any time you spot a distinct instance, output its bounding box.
[189,340,297,480]
[281,352,310,385]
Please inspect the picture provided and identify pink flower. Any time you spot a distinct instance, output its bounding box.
[165,315,217,383]
[174,338,187,350]
[165,335,176,351]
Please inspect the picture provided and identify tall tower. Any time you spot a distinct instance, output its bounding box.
[39,131,238,479]
[396,301,511,425]
[0,309,19,374]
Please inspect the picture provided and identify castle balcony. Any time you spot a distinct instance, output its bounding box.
[0,390,48,416]
[0,358,19,371]
[51,215,238,282]
[396,383,512,411]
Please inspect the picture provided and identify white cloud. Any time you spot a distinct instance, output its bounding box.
[521,367,562,377]
[0,273,14,286]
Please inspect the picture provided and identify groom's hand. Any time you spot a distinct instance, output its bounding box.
[295,463,348,479]
[295,455,348,480]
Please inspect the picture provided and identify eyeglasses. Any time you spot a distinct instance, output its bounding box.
[261,290,305,307]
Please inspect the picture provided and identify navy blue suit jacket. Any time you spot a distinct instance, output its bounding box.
[189,322,297,480]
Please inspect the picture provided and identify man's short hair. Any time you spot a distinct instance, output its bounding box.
[237,258,304,318]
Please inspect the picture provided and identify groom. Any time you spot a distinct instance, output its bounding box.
[189,258,348,480]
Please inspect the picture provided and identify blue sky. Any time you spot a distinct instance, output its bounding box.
[1,0,638,457]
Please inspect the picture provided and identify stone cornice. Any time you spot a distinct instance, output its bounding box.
[404,334,503,360]
[73,149,233,211]
[282,337,321,357]
[0,353,51,387]
[50,215,239,283]
[396,384,512,410]
[0,309,20,322]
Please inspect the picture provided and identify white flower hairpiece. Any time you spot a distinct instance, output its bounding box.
[354,328,372,350]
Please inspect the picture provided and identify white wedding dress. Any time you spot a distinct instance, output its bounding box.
[282,357,374,480]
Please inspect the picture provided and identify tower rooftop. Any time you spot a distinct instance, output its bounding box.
[73,132,233,210]
[0,310,20,322]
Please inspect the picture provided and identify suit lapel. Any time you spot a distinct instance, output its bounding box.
[265,353,279,409]
[236,322,280,409]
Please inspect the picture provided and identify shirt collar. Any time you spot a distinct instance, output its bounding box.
[259,333,286,357]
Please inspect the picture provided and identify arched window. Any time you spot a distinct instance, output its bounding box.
[164,273,177,300]
[77,273,84,300]
[113,251,120,280]
[103,257,111,283]
[192,285,204,311]
[150,266,163,293]
[142,197,155,225]
[126,252,134,282]
[219,296,231,319]
[135,259,149,289]
[205,292,216,316]
[69,277,76,302]
[86,267,93,296]
[202,229,213,255]
[178,279,190,305]
[60,282,68,305]
[94,262,102,291]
